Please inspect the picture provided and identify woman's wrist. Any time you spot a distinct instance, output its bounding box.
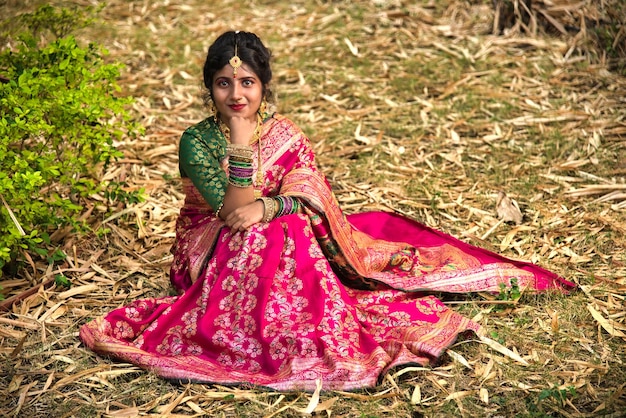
[225,143,253,155]
[274,196,301,217]
[256,196,302,223]
[226,144,254,188]
[258,197,276,223]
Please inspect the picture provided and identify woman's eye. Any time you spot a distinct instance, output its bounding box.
[243,79,253,86]
[216,80,229,87]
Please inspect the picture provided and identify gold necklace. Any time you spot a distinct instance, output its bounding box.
[219,114,264,198]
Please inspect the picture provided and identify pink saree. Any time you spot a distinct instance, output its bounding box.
[80,114,574,391]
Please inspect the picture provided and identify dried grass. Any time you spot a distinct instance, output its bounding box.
[1,0,625,417]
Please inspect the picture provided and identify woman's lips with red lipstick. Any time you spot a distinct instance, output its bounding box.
[229,104,245,111]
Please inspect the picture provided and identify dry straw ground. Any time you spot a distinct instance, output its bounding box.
[1,0,625,417]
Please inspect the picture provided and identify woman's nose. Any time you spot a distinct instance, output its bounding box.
[231,83,243,100]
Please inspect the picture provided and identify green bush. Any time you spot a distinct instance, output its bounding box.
[0,5,142,272]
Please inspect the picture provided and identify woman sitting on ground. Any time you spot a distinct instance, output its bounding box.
[80,30,574,391]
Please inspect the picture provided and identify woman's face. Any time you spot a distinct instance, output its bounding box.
[212,63,263,123]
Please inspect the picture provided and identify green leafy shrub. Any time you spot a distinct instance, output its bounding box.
[0,5,142,272]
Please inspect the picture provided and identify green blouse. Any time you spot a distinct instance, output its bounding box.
[178,118,228,211]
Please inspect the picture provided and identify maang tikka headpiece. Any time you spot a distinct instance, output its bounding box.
[229,31,242,78]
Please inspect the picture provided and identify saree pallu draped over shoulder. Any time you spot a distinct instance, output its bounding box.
[80,114,575,391]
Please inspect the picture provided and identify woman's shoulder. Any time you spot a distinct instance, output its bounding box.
[183,117,217,139]
[180,118,225,157]
[181,118,225,149]
[269,112,292,124]
[267,113,304,135]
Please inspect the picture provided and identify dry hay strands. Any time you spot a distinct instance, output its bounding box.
[565,183,626,208]
[0,276,56,312]
[493,0,537,35]
[492,0,601,36]
[491,0,626,72]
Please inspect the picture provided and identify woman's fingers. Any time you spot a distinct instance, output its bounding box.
[225,200,264,231]
[226,213,250,231]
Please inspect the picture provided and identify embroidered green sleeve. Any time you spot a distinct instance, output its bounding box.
[179,120,227,211]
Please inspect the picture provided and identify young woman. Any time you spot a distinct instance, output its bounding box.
[80,31,574,391]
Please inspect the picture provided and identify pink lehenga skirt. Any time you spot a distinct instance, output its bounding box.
[80,209,572,391]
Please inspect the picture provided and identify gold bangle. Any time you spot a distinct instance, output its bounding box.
[215,201,224,218]
[226,144,254,160]
[258,197,276,223]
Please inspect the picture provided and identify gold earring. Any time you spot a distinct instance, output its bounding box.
[208,98,218,122]
[259,100,268,116]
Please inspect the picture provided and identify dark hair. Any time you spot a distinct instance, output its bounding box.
[202,31,273,105]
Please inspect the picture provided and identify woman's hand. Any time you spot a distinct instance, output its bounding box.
[224,199,265,232]
[225,115,258,145]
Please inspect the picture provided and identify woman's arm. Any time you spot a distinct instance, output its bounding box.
[178,128,227,212]
[179,121,264,231]
[217,116,265,230]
